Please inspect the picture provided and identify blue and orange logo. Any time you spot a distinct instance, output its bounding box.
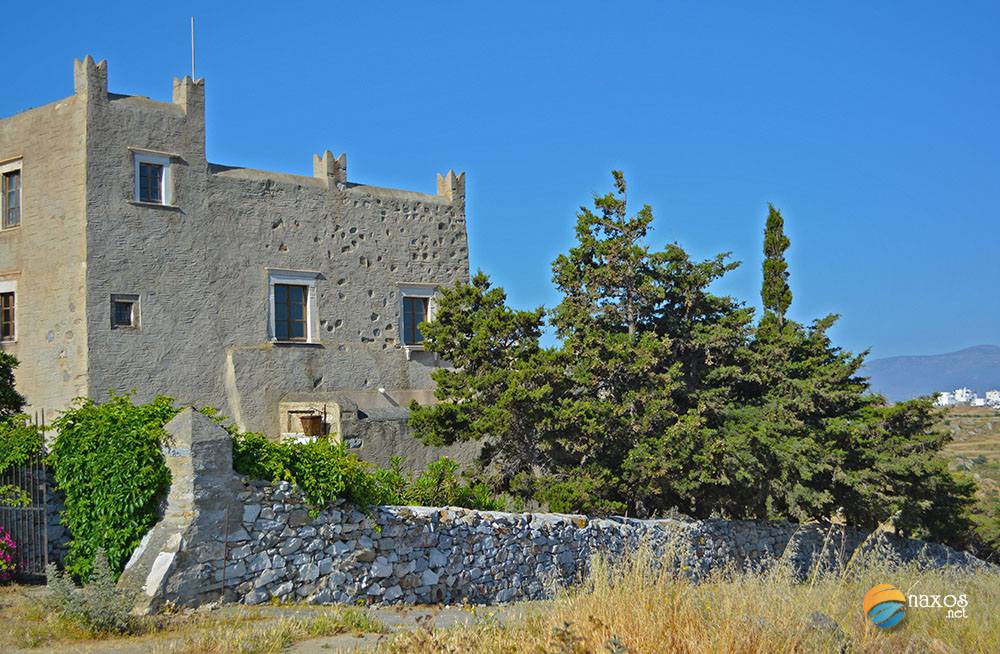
[864,584,907,629]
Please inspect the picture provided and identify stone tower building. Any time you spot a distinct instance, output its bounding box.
[0,57,473,466]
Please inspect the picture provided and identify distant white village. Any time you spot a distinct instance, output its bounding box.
[934,387,1000,408]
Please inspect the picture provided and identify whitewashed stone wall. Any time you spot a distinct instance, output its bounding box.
[122,409,992,611]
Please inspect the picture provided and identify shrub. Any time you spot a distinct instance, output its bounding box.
[0,414,43,474]
[232,433,502,512]
[44,548,139,635]
[403,457,504,511]
[0,526,16,582]
[49,393,178,579]
[233,433,398,511]
[0,484,30,507]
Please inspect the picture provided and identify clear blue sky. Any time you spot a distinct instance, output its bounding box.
[4,2,998,359]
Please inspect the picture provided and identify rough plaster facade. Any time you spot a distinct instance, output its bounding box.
[0,57,474,464]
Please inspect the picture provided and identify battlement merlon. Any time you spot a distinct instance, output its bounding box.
[172,75,205,116]
[437,170,466,206]
[312,151,348,188]
[73,55,108,101]
[312,153,466,206]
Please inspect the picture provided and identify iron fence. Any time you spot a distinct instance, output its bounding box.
[0,415,48,579]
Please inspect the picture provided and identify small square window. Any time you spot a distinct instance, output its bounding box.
[0,292,14,341]
[2,169,20,229]
[111,294,139,329]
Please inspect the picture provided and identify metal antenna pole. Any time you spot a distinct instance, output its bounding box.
[191,17,196,78]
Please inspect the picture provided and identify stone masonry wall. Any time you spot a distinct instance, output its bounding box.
[219,485,988,608]
[122,410,992,611]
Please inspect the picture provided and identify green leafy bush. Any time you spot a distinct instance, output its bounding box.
[49,394,178,579]
[233,432,404,511]
[0,484,30,507]
[0,415,44,584]
[0,414,43,474]
[44,548,140,634]
[403,457,504,511]
[232,433,501,512]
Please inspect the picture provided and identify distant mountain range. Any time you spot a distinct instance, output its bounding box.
[861,345,1000,402]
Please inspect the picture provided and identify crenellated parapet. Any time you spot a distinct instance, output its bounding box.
[73,55,108,102]
[436,170,466,206]
[172,75,205,116]
[312,150,348,188]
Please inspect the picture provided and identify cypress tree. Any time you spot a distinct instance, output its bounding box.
[761,204,792,329]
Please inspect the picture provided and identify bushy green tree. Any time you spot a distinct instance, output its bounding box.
[0,353,25,419]
[408,272,574,486]
[548,171,678,513]
[410,171,976,548]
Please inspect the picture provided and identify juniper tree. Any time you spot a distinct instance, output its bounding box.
[408,272,573,485]
[410,171,976,548]
[548,171,681,512]
[745,208,975,542]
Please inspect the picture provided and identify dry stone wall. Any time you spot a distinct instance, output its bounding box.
[219,485,987,607]
[121,410,992,611]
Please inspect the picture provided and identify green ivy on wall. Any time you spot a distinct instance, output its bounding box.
[48,394,178,580]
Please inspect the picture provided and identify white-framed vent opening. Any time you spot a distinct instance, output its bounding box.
[110,293,140,329]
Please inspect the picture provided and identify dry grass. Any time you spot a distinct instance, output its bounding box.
[380,546,1000,654]
[174,606,387,654]
[0,584,387,653]
[0,584,101,649]
[942,407,1000,472]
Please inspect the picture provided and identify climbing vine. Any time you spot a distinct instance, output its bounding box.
[48,394,178,579]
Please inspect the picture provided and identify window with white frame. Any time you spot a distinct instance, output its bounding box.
[0,279,16,342]
[132,151,172,205]
[1,159,22,229]
[268,270,319,343]
[110,294,139,329]
[399,284,436,347]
